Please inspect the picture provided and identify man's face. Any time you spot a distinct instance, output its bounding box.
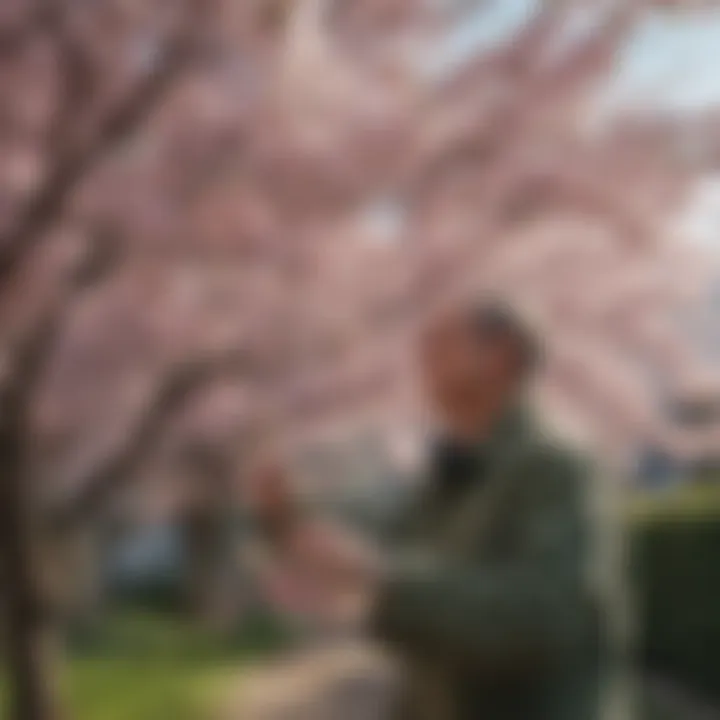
[419,311,516,420]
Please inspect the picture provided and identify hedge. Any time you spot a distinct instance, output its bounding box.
[629,483,720,701]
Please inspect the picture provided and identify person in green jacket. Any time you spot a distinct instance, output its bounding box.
[251,300,613,720]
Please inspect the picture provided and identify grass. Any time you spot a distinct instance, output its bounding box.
[2,610,294,720]
[60,657,230,720]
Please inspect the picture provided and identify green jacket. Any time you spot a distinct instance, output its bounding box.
[370,407,606,720]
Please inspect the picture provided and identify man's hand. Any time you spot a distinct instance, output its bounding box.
[246,460,382,625]
[246,460,300,549]
[291,521,382,626]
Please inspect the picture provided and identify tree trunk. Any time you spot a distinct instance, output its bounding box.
[181,507,236,628]
[179,447,240,630]
[0,422,61,720]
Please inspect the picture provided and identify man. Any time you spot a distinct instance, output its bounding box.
[251,300,607,720]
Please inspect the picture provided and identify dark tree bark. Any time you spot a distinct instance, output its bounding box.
[178,445,237,626]
[0,314,65,720]
[0,5,206,716]
[0,428,61,720]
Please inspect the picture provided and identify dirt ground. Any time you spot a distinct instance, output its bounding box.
[221,640,719,720]
[221,640,399,720]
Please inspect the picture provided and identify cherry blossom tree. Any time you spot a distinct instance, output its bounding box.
[2,1,720,717]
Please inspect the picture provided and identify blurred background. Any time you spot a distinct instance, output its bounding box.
[1,0,720,718]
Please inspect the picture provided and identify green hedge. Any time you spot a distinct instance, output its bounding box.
[629,484,720,701]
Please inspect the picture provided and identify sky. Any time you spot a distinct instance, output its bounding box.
[429,0,720,251]
[607,8,720,249]
[360,1,720,251]
[610,10,720,113]
[432,0,720,112]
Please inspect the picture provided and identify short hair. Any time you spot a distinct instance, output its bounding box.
[467,301,542,376]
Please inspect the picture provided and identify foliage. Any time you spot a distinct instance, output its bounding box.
[627,481,720,523]
[630,483,720,701]
[70,608,293,658]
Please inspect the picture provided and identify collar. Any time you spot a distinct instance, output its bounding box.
[485,402,534,459]
[433,402,534,466]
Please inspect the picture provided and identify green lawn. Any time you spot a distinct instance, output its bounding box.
[2,610,293,720]
[2,655,227,720]
[59,656,233,720]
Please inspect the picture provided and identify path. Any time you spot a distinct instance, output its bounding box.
[219,639,398,720]
[220,642,720,720]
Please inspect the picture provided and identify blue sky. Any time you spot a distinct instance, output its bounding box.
[431,0,720,114]
[424,1,720,250]
[612,11,720,113]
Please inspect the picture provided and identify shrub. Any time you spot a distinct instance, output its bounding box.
[629,484,720,700]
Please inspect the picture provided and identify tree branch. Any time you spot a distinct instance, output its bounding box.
[42,0,97,152]
[0,3,55,60]
[0,0,205,289]
[49,348,254,531]
[493,167,649,245]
